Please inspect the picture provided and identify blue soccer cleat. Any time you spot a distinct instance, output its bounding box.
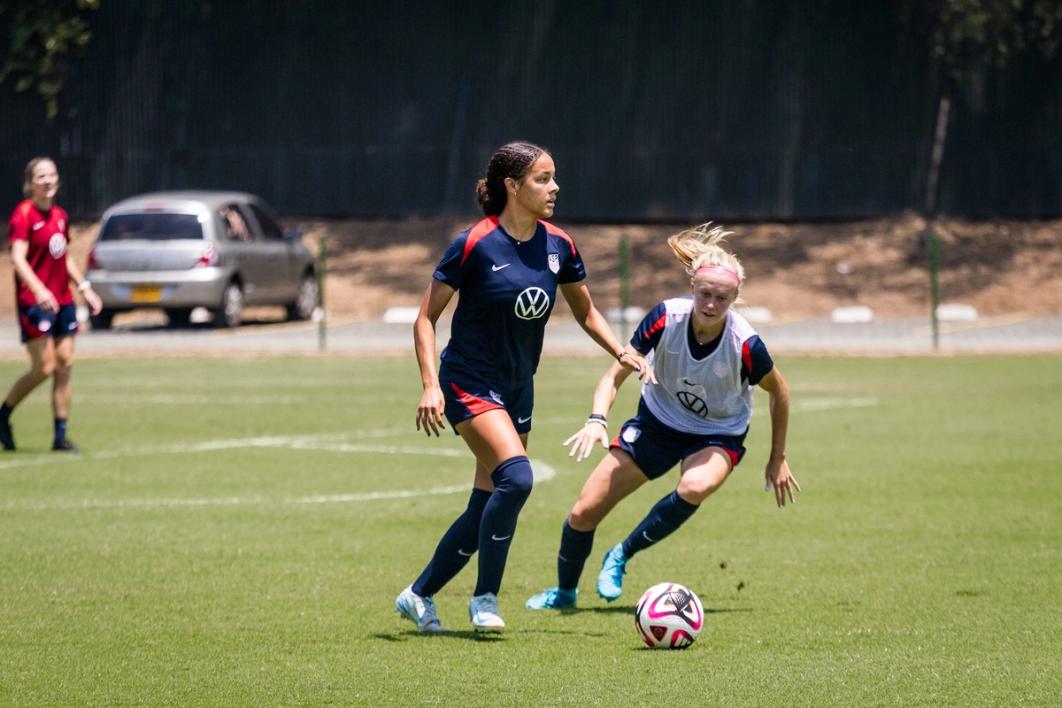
[525,587,577,610]
[596,543,628,601]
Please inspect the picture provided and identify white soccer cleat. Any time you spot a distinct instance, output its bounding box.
[469,592,505,632]
[395,585,447,633]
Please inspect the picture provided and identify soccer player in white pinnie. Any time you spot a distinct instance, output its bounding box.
[526,223,800,612]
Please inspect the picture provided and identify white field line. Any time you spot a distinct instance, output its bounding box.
[82,394,310,405]
[791,397,880,412]
[1,430,557,512]
[0,428,414,472]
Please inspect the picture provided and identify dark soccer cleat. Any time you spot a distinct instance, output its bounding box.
[52,438,81,453]
[0,417,15,451]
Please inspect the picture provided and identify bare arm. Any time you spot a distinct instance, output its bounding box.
[560,281,654,381]
[757,366,800,507]
[10,240,59,312]
[66,252,102,315]
[563,360,636,461]
[413,279,456,436]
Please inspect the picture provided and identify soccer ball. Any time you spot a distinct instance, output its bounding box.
[634,582,704,649]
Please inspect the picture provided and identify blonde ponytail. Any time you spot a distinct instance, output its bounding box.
[666,222,745,285]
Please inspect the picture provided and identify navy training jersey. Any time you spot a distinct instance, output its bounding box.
[434,216,586,390]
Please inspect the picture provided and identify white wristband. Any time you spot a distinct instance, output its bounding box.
[77,281,92,292]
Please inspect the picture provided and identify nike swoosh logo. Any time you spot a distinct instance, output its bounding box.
[682,379,697,386]
[491,263,511,271]
[457,549,474,557]
[490,534,512,542]
[641,531,656,543]
[517,416,532,424]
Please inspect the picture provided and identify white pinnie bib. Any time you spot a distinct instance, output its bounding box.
[641,299,756,435]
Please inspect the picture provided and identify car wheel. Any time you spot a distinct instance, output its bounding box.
[166,308,193,327]
[214,282,243,328]
[89,310,114,331]
[286,273,318,321]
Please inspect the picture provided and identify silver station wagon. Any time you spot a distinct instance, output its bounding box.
[87,191,317,328]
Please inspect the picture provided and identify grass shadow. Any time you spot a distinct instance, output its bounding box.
[372,630,506,643]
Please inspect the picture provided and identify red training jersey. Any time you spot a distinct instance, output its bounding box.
[7,199,73,307]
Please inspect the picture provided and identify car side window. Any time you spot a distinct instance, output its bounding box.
[219,204,252,242]
[248,203,283,241]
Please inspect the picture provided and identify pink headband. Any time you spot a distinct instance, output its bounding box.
[693,265,741,284]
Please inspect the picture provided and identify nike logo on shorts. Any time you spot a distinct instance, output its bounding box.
[517,416,531,424]
[491,263,511,271]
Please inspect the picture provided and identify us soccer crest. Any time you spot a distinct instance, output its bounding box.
[547,253,560,274]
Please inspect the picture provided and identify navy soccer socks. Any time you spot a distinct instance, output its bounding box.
[621,490,700,557]
[473,455,533,596]
[54,417,68,445]
[412,488,490,597]
[556,519,595,591]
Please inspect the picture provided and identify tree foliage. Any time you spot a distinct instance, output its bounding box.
[0,0,100,119]
[903,0,1062,83]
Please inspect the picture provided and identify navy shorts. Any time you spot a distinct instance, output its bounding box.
[610,399,747,479]
[439,365,534,435]
[18,303,80,343]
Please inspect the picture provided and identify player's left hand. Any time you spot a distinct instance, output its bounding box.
[764,457,799,508]
[83,288,103,316]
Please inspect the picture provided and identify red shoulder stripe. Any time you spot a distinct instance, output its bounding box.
[644,312,668,340]
[460,216,500,266]
[741,340,753,374]
[539,220,576,256]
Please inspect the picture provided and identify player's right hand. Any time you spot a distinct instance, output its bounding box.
[34,287,59,313]
[416,386,446,437]
[563,422,609,462]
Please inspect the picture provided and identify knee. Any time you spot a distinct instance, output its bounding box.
[567,503,602,532]
[31,358,56,379]
[491,455,533,499]
[676,477,725,505]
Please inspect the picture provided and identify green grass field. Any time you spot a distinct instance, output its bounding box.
[1,354,1059,706]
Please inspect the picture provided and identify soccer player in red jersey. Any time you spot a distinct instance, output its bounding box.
[1,157,102,452]
[394,141,652,633]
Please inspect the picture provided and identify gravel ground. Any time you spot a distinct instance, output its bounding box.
[2,313,1059,360]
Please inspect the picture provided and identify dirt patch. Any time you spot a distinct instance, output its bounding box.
[5,215,1060,321]
[294,214,1062,321]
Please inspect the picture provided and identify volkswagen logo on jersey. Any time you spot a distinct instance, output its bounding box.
[514,287,550,320]
[48,233,67,259]
[677,390,710,418]
[547,253,560,274]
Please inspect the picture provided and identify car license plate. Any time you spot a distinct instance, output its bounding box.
[130,285,162,303]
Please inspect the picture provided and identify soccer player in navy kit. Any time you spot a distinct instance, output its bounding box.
[526,223,800,610]
[1,157,102,453]
[395,141,650,633]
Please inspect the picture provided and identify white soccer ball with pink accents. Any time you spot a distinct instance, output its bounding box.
[634,582,704,649]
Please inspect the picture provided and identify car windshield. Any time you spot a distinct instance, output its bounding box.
[99,213,203,241]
